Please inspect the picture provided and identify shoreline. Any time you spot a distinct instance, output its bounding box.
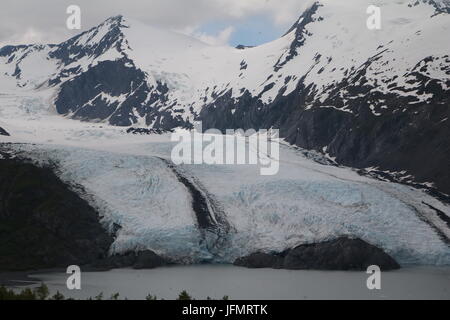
[2,263,450,288]
[2,264,449,300]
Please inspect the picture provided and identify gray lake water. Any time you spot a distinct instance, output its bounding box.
[16,265,450,300]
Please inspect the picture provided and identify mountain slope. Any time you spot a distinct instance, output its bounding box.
[0,157,113,270]
[0,0,449,195]
[199,0,450,194]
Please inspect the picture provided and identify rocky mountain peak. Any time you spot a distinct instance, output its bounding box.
[49,15,129,66]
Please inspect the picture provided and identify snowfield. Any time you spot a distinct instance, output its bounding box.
[0,91,449,266]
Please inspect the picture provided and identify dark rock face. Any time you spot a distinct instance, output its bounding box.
[54,58,171,127]
[234,238,400,271]
[199,55,450,196]
[0,156,171,271]
[96,250,170,270]
[126,127,172,135]
[0,159,114,271]
[236,45,254,50]
[274,1,322,71]
[134,250,169,269]
[0,127,9,136]
[234,252,284,269]
[52,56,190,129]
[417,0,450,14]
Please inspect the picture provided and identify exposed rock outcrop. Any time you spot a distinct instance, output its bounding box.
[0,155,172,271]
[96,250,171,270]
[0,127,9,136]
[126,127,172,135]
[234,237,400,271]
[0,158,114,271]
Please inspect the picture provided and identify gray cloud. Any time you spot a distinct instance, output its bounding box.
[0,0,311,47]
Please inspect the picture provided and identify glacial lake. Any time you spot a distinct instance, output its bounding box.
[10,265,450,300]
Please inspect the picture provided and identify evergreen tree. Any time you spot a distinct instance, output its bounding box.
[34,283,50,300]
[177,290,192,300]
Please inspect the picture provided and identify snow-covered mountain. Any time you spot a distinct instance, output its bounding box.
[0,0,449,268]
[1,0,449,195]
[3,0,447,125]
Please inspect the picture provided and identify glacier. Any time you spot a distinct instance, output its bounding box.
[2,99,449,266]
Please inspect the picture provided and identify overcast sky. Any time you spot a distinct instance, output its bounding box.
[0,0,313,48]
